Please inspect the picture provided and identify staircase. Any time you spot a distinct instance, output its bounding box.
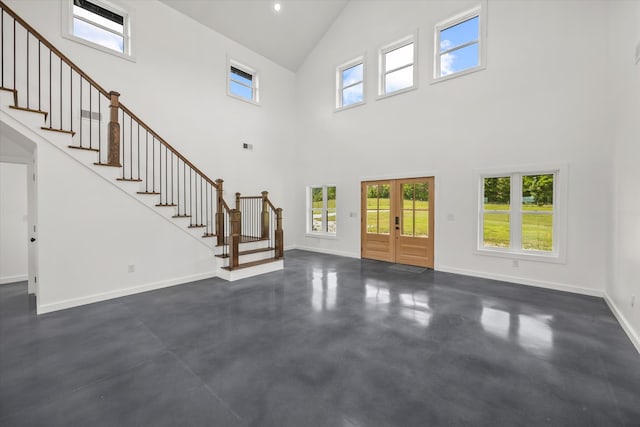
[0,1,284,281]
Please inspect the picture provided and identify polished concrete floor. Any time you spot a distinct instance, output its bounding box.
[1,250,639,426]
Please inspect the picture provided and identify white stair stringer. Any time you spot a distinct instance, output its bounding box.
[0,90,216,251]
[1,90,284,282]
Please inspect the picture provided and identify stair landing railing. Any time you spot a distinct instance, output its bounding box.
[0,0,283,268]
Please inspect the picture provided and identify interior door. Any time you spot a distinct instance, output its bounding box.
[361,177,434,268]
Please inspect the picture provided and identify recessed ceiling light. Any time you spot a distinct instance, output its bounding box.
[274,3,281,12]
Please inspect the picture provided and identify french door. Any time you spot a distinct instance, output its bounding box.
[361,177,434,268]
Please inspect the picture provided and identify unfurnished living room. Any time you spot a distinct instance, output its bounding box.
[0,0,639,425]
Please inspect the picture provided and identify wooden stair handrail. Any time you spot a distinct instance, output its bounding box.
[119,103,218,189]
[2,0,284,265]
[0,0,109,97]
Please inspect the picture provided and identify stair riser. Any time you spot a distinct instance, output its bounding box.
[218,250,275,268]
[217,260,284,282]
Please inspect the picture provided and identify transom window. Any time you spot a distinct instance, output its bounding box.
[68,0,129,55]
[228,61,259,104]
[480,171,561,259]
[379,36,417,97]
[434,4,485,81]
[336,57,365,110]
[308,186,337,235]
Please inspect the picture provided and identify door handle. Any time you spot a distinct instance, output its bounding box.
[30,238,36,242]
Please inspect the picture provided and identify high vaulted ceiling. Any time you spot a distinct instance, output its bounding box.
[159,0,349,72]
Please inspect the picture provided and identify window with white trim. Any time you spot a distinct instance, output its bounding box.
[379,36,417,97]
[336,57,365,110]
[228,61,259,104]
[434,4,485,81]
[65,0,130,56]
[479,170,561,259]
[308,186,337,235]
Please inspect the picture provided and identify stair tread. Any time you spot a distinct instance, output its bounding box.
[117,177,143,182]
[156,203,177,207]
[137,191,160,195]
[10,105,48,118]
[187,224,207,228]
[216,247,274,258]
[172,214,191,218]
[202,233,216,238]
[95,162,122,167]
[41,126,76,136]
[68,145,98,152]
[221,257,282,271]
[0,87,16,93]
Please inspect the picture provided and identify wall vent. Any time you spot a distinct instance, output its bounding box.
[81,109,101,120]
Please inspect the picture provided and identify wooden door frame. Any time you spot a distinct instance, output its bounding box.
[361,175,436,268]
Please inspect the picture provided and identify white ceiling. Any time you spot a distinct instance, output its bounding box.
[159,0,349,72]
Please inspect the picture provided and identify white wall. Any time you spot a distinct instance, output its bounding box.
[30,125,218,314]
[609,0,640,349]
[5,0,297,220]
[292,0,611,295]
[0,162,28,284]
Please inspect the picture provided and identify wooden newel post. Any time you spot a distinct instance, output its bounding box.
[107,91,121,166]
[215,179,224,247]
[229,209,241,270]
[261,191,269,240]
[235,192,241,236]
[275,208,284,259]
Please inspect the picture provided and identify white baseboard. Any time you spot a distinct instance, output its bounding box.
[433,265,604,297]
[288,245,360,259]
[0,274,28,285]
[37,271,218,314]
[604,294,640,354]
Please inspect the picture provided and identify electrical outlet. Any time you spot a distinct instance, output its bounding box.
[512,259,519,268]
[128,264,135,273]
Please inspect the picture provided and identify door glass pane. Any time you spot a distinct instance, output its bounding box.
[483,213,510,248]
[522,174,553,210]
[366,184,390,235]
[522,214,552,251]
[367,184,390,234]
[379,209,390,234]
[402,209,414,236]
[416,210,429,237]
[367,210,378,234]
[401,184,414,236]
[483,177,510,211]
